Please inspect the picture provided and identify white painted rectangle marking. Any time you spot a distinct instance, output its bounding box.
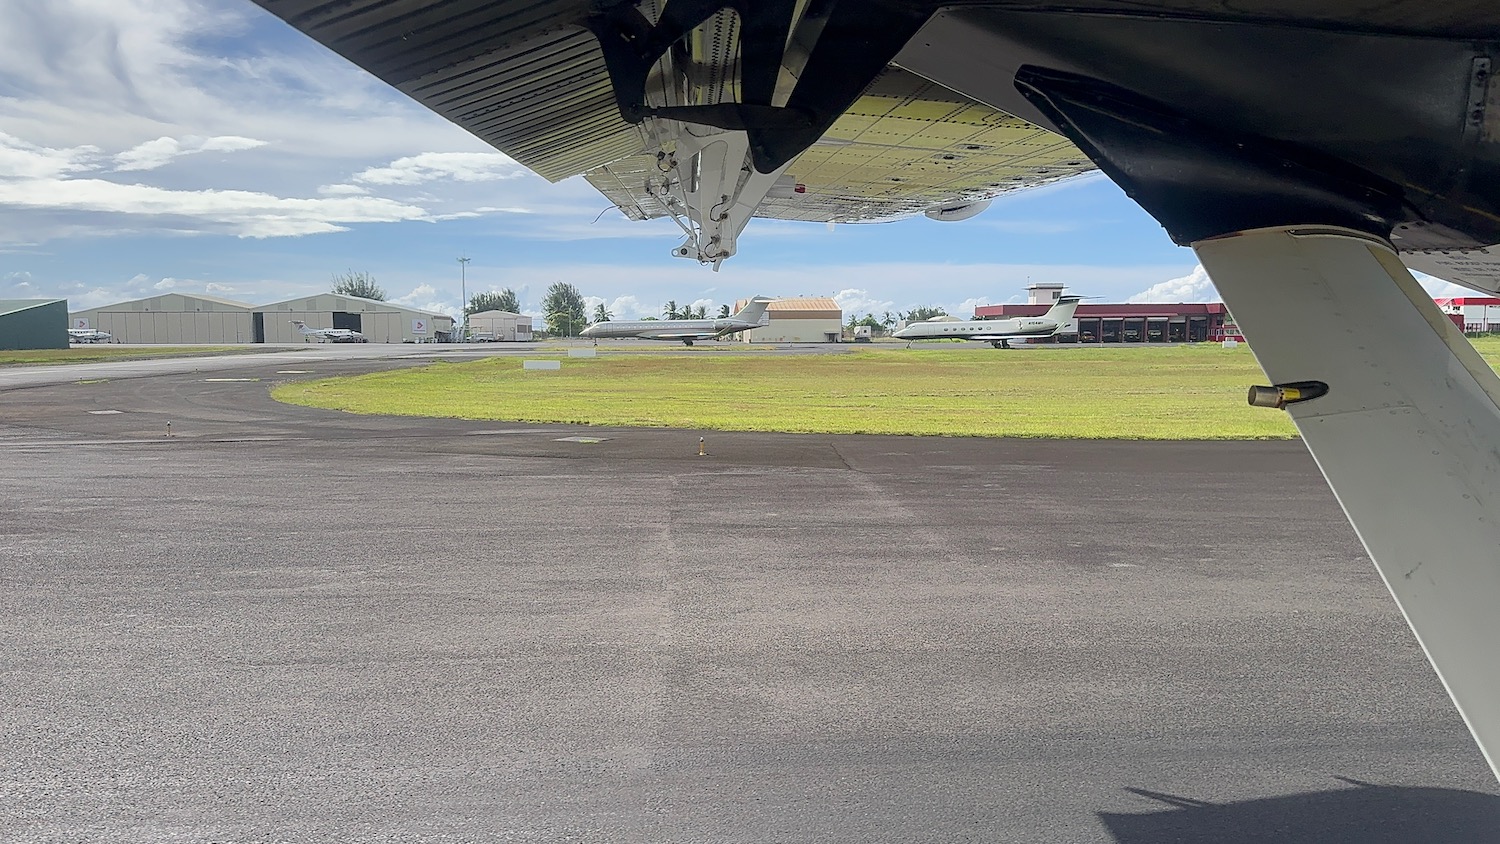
[87,410,123,415]
[523,360,561,371]
[568,348,597,358]
[554,436,607,443]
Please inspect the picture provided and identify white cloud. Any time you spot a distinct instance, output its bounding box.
[0,0,482,160]
[1128,264,1220,303]
[152,277,180,290]
[0,177,429,238]
[391,283,459,319]
[204,282,235,294]
[317,184,370,197]
[953,297,993,317]
[0,132,102,179]
[833,288,895,318]
[114,135,266,171]
[603,294,651,319]
[69,287,123,309]
[391,283,439,305]
[354,153,526,186]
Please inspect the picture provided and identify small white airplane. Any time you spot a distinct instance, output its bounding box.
[580,297,773,346]
[290,320,368,343]
[893,296,1082,348]
[68,328,112,343]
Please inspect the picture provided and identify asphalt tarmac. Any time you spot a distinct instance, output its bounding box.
[2,346,1498,842]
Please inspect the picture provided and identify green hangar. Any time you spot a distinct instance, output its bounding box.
[0,299,68,350]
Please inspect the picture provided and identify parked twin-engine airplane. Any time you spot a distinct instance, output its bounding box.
[250,0,1500,778]
[580,297,772,345]
[895,296,1081,348]
[290,320,368,343]
[67,328,111,344]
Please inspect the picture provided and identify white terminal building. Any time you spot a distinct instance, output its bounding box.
[735,297,843,343]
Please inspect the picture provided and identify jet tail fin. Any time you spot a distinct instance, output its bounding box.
[733,296,774,326]
[1042,296,1082,325]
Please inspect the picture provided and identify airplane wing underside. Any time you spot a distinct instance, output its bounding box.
[248,0,1092,248]
[248,0,1500,276]
[586,67,1094,225]
[642,331,717,340]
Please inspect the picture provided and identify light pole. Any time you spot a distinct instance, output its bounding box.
[457,256,470,340]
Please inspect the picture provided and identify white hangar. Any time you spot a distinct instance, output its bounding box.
[69,293,257,344]
[254,294,455,343]
[465,310,533,341]
[735,297,844,343]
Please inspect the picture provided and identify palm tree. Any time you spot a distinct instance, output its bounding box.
[664,300,679,319]
[593,303,612,322]
[718,304,731,318]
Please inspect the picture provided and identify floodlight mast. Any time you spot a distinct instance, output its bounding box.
[458,256,471,339]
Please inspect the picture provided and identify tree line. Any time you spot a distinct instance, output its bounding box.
[331,270,950,338]
[844,306,949,337]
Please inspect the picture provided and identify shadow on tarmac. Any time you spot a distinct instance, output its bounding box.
[1100,779,1500,843]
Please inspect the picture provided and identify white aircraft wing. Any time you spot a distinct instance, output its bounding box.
[640,330,719,341]
[967,332,1054,340]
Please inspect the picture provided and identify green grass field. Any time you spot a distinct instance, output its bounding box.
[269,338,1500,440]
[0,346,259,366]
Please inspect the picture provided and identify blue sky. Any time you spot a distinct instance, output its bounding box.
[0,0,1464,321]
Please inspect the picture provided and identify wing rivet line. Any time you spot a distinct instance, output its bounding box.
[1248,381,1330,409]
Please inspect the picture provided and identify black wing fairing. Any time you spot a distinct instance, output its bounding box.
[896,5,1500,258]
[586,0,930,173]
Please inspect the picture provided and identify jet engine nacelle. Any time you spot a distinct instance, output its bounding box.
[924,199,992,222]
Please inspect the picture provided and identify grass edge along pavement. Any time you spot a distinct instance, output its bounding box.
[0,346,283,367]
[272,345,1299,440]
[269,337,1500,440]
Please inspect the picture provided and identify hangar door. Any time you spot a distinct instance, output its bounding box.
[252,312,265,343]
[332,312,362,332]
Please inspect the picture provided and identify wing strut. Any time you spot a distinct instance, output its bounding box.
[1196,226,1500,777]
[1013,62,1500,778]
